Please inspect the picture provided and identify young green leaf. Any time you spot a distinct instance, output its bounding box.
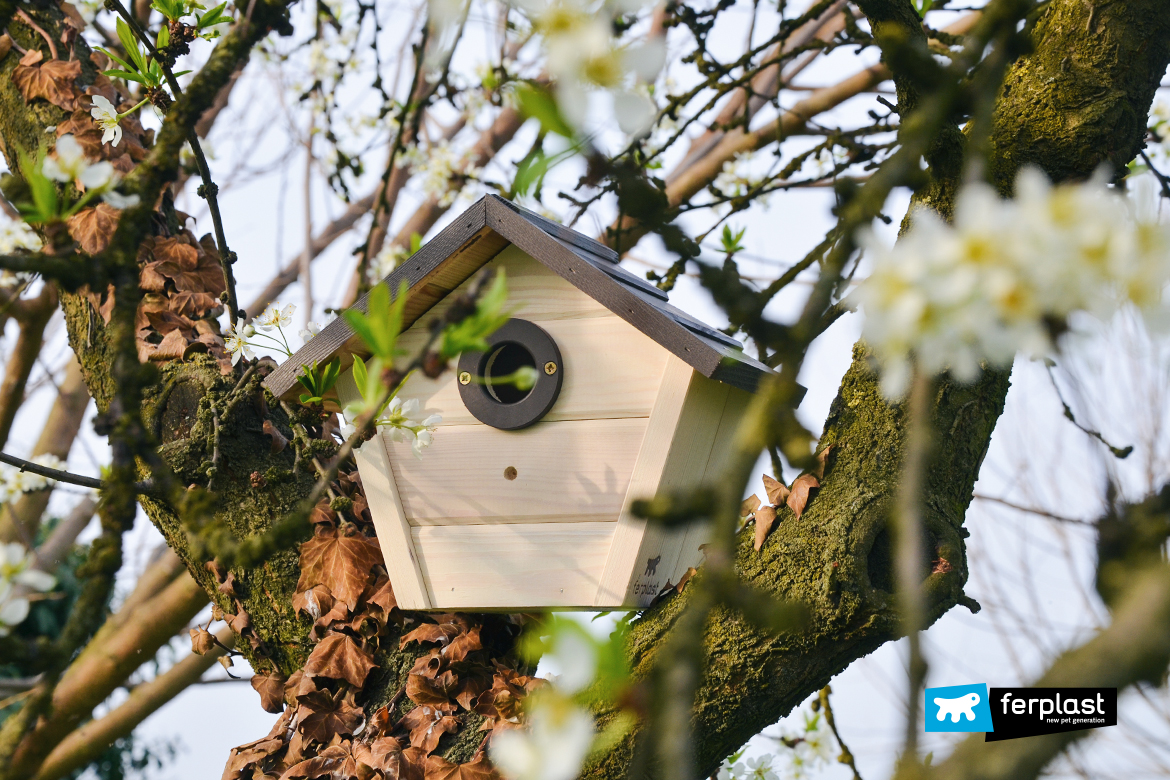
[439,269,510,359]
[514,82,575,139]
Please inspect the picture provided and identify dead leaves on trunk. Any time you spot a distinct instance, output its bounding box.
[748,446,833,551]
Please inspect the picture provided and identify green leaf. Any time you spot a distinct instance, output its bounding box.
[156,24,170,49]
[198,2,227,26]
[409,231,423,254]
[102,69,148,84]
[115,18,146,74]
[342,281,408,360]
[514,82,575,139]
[97,47,138,75]
[440,269,510,359]
[352,355,369,401]
[172,69,192,77]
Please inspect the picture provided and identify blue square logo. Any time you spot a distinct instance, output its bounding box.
[925,683,994,732]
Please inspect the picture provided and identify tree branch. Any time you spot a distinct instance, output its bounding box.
[0,284,57,449]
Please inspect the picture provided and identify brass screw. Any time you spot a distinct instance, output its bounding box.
[544,361,557,376]
[459,371,471,385]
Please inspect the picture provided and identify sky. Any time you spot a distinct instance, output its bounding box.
[2,0,1170,778]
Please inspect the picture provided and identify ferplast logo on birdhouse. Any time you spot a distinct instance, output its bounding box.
[262,196,775,612]
[924,683,994,733]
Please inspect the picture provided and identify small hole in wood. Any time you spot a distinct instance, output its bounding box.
[504,466,518,480]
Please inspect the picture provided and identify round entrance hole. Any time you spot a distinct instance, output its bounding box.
[456,318,563,430]
[483,342,536,404]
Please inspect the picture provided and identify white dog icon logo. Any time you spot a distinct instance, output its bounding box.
[934,692,980,722]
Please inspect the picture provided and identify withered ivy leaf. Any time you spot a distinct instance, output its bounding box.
[400,747,428,780]
[189,625,216,655]
[399,621,460,649]
[221,735,286,780]
[297,528,385,611]
[763,474,789,507]
[293,585,335,621]
[281,744,356,780]
[251,671,288,714]
[229,608,253,636]
[813,445,833,480]
[753,506,778,552]
[740,494,761,519]
[144,236,226,294]
[454,672,492,712]
[441,627,481,663]
[13,56,83,110]
[264,420,289,455]
[67,204,121,255]
[423,754,500,780]
[406,670,458,707]
[170,290,221,317]
[303,632,376,688]
[218,571,237,596]
[206,560,228,582]
[786,474,820,520]
[407,710,458,754]
[297,691,365,743]
[410,649,444,680]
[353,737,405,772]
[310,499,338,526]
[365,576,396,615]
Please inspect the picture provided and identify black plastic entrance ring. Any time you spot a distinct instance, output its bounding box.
[457,318,563,430]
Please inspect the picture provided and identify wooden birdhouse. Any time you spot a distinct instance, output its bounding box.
[265,196,771,611]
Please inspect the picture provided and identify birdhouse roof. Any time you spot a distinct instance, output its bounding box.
[263,195,772,400]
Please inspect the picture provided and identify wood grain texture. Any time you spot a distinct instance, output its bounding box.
[386,418,648,524]
[336,372,432,609]
[412,522,615,609]
[595,358,731,607]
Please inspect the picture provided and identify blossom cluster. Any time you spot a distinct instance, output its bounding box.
[224,301,323,365]
[510,0,665,134]
[0,454,66,504]
[0,220,41,288]
[490,620,603,780]
[0,542,57,636]
[44,135,141,210]
[851,169,1170,397]
[399,140,483,209]
[717,706,835,780]
[341,396,441,460]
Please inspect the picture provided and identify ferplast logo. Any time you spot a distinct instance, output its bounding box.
[924,684,994,733]
[923,685,1118,741]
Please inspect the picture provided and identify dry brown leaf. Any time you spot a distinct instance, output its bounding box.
[407,670,459,706]
[353,737,405,773]
[67,203,121,255]
[146,328,196,361]
[297,527,385,611]
[0,35,12,61]
[293,585,335,621]
[675,567,697,593]
[170,289,221,317]
[304,632,377,688]
[297,691,365,742]
[423,754,500,780]
[13,58,82,110]
[762,475,789,506]
[406,708,458,753]
[281,745,357,780]
[786,474,820,520]
[813,445,833,480]
[189,625,216,655]
[221,735,286,780]
[365,576,396,615]
[753,506,778,552]
[229,608,252,636]
[740,494,761,519]
[410,649,444,680]
[441,627,481,663]
[932,557,954,574]
[264,419,289,454]
[218,571,237,596]
[251,671,288,714]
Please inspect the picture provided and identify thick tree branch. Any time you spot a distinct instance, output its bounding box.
[0,284,57,449]
[32,627,238,780]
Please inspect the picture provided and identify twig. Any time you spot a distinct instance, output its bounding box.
[0,451,153,494]
[972,494,1094,525]
[1044,361,1133,459]
[817,685,863,780]
[15,10,58,60]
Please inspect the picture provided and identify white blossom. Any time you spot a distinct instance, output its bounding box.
[0,541,57,636]
[90,95,122,147]
[255,302,296,332]
[0,454,66,503]
[225,317,256,365]
[490,699,595,780]
[300,321,323,342]
[43,135,115,190]
[381,397,442,459]
[851,167,1170,397]
[102,189,141,210]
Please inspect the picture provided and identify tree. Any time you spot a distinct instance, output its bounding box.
[0,0,1168,779]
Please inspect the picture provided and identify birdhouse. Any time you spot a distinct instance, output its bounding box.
[265,196,771,611]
